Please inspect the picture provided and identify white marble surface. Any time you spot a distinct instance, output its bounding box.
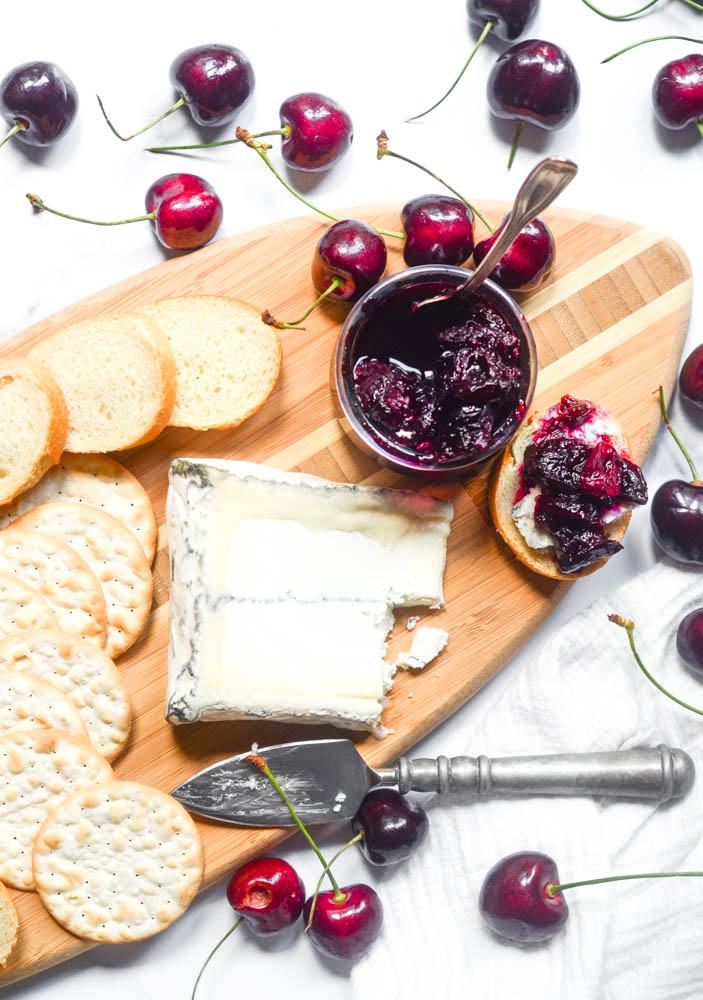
[2,0,702,996]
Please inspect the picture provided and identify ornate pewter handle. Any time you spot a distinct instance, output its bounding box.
[373,745,694,802]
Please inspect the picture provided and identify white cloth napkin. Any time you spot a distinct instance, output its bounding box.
[351,560,703,1000]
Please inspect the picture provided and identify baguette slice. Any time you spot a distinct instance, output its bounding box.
[0,360,67,505]
[138,296,281,430]
[489,409,632,581]
[0,880,18,967]
[28,314,176,453]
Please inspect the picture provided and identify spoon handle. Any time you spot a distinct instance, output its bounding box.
[377,745,694,802]
[456,156,578,301]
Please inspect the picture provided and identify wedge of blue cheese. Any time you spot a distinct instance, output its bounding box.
[166,459,453,733]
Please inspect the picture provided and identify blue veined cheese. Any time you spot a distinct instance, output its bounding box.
[166,459,453,733]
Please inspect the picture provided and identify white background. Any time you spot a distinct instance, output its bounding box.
[1,0,702,996]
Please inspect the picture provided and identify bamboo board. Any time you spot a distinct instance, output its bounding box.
[0,202,692,986]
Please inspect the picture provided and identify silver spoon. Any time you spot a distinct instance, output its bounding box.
[414,155,579,310]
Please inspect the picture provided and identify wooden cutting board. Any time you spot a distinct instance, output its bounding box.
[0,203,692,986]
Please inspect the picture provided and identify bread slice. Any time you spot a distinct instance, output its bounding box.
[138,296,281,430]
[0,360,67,505]
[27,314,176,453]
[0,880,18,967]
[489,409,632,581]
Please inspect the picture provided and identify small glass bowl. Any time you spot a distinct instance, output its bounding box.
[333,265,538,478]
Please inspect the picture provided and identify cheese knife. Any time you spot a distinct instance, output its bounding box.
[170,739,695,827]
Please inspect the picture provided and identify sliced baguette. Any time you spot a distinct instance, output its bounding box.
[489,409,632,581]
[0,880,18,968]
[138,296,282,430]
[27,314,176,453]
[0,360,67,505]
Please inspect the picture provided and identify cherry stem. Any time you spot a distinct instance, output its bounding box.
[681,0,703,10]
[146,126,292,153]
[305,833,364,931]
[191,917,243,1000]
[658,384,699,481]
[406,19,494,121]
[0,121,27,149]
[579,0,660,20]
[26,193,155,227]
[262,276,345,330]
[245,755,342,895]
[235,128,404,241]
[376,130,495,233]
[97,93,187,142]
[602,35,703,63]
[608,614,703,716]
[507,121,524,172]
[697,120,703,140]
[548,871,703,896]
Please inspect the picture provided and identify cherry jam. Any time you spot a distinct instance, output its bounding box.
[344,276,531,466]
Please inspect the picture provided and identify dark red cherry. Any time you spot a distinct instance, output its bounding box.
[312,220,387,302]
[651,480,703,563]
[352,788,429,866]
[679,345,703,408]
[401,195,474,268]
[473,215,554,291]
[488,39,580,129]
[653,54,703,131]
[226,857,305,935]
[145,173,223,251]
[467,0,540,41]
[304,884,383,960]
[0,61,77,147]
[279,92,353,172]
[677,608,703,675]
[479,851,568,944]
[170,44,254,126]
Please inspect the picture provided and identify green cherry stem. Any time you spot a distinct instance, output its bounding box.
[608,614,703,716]
[26,193,155,227]
[262,276,345,330]
[246,755,345,900]
[507,121,524,171]
[146,126,292,154]
[547,871,703,896]
[236,129,404,241]
[697,120,703,140]
[659,384,699,481]
[191,917,243,1000]
[305,832,364,931]
[682,0,703,11]
[97,93,187,142]
[376,130,495,233]
[579,0,660,20]
[0,121,27,148]
[406,19,495,121]
[602,35,703,63]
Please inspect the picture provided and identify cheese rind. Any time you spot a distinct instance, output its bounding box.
[166,459,453,732]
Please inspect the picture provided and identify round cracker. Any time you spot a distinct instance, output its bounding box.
[0,630,132,762]
[12,504,153,660]
[0,880,19,968]
[0,529,107,645]
[33,781,203,941]
[0,570,58,637]
[0,453,157,564]
[0,669,88,742]
[0,729,113,890]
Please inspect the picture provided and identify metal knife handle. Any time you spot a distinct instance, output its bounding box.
[379,745,694,802]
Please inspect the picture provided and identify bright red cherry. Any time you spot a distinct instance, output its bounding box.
[226,857,305,934]
[401,195,474,267]
[279,93,353,172]
[312,220,387,302]
[0,61,77,148]
[653,54,703,135]
[304,884,383,960]
[479,851,568,943]
[679,345,703,408]
[352,788,429,865]
[473,215,555,291]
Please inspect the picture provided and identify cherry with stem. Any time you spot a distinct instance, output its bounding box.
[609,614,703,716]
[653,54,703,139]
[602,36,703,65]
[236,128,403,240]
